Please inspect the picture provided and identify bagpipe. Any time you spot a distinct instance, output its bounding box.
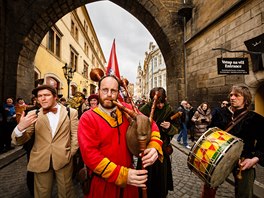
[90,68,162,198]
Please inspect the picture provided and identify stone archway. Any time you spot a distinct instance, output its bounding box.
[1,0,184,108]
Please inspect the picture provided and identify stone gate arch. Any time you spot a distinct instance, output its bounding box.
[2,0,184,108]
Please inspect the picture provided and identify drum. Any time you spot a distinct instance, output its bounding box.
[187,127,244,187]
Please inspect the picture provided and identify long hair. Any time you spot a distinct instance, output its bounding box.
[230,85,252,109]
[149,87,167,103]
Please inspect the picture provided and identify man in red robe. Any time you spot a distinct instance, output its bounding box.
[78,75,163,198]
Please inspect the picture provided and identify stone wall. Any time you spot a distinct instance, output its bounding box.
[185,0,264,108]
[0,0,185,109]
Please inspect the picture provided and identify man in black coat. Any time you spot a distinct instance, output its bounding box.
[202,85,264,198]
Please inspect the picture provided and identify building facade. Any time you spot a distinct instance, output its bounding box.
[135,62,143,99]
[182,0,264,115]
[1,0,263,114]
[136,42,166,101]
[34,6,105,99]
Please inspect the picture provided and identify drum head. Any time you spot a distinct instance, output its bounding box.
[187,127,244,188]
[210,140,243,187]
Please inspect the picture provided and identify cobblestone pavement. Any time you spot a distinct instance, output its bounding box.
[0,137,263,198]
[168,138,234,198]
[0,147,234,198]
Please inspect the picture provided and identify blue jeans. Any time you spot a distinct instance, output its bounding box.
[177,123,188,146]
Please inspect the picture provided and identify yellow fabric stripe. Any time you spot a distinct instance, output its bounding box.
[151,131,161,138]
[101,162,117,178]
[115,167,129,187]
[93,107,123,127]
[94,158,117,178]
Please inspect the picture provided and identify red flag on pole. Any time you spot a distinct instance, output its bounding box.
[106,39,121,79]
[106,39,124,102]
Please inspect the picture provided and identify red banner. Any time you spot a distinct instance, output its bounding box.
[106,39,121,79]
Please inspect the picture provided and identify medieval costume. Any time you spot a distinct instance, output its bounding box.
[78,102,163,198]
[201,85,264,198]
[225,107,264,197]
[139,87,179,198]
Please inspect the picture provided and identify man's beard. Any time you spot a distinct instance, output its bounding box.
[99,97,117,109]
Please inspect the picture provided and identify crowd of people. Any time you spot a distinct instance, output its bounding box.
[0,81,263,198]
[0,92,98,154]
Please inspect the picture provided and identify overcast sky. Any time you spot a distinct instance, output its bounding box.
[86,1,155,84]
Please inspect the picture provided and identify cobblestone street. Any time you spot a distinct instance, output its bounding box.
[0,135,263,198]
[0,142,236,198]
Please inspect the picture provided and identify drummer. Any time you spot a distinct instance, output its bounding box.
[77,75,163,198]
[202,85,264,198]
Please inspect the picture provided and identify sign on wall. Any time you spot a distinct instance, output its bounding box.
[217,58,249,74]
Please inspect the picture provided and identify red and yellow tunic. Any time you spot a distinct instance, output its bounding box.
[78,103,163,198]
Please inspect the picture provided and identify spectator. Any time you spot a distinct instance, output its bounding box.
[0,104,6,153]
[59,97,67,106]
[12,85,79,198]
[176,100,191,149]
[186,103,196,142]
[15,97,28,123]
[77,92,86,119]
[191,102,212,140]
[87,94,99,109]
[208,100,229,129]
[2,97,16,152]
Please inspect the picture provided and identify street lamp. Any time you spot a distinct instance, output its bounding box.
[62,63,76,98]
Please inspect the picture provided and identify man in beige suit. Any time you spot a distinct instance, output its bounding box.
[12,85,79,198]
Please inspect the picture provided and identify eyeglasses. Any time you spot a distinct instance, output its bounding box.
[100,88,118,95]
[222,102,228,105]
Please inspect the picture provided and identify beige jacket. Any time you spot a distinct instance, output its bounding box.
[13,105,79,172]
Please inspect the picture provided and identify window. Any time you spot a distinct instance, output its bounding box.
[75,27,78,41]
[86,45,89,57]
[84,42,89,56]
[83,61,89,79]
[158,54,162,65]
[70,47,78,71]
[159,75,162,87]
[163,74,166,87]
[55,35,60,57]
[91,37,95,46]
[154,77,157,87]
[71,20,79,41]
[47,28,61,58]
[84,42,87,54]
[154,57,157,69]
[92,54,95,65]
[71,20,75,34]
[48,29,54,52]
[84,20,88,32]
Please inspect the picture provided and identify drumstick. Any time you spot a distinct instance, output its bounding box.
[236,157,245,180]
